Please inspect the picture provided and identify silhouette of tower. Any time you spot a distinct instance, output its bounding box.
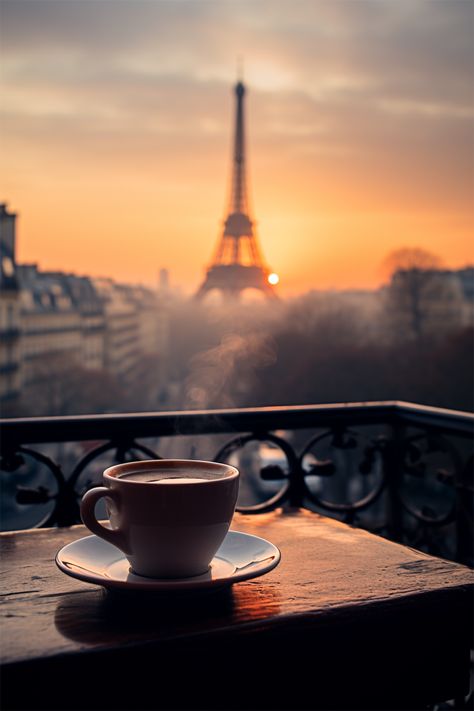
[196,81,278,300]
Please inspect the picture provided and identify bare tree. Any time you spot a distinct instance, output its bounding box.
[383,248,442,274]
[17,354,124,417]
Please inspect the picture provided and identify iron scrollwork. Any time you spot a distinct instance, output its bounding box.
[395,431,465,562]
[0,402,472,565]
[0,439,161,529]
[299,428,386,524]
[214,431,295,512]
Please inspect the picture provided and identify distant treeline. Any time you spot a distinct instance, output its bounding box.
[175,283,473,414]
[4,255,473,417]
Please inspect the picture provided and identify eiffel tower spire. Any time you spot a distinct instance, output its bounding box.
[196,81,277,300]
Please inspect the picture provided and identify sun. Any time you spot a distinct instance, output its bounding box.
[267,272,279,285]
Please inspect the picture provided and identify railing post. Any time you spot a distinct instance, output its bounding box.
[287,459,305,508]
[383,424,405,543]
[52,479,81,527]
[456,455,474,567]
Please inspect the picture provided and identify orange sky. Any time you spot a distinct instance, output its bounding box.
[1,0,473,296]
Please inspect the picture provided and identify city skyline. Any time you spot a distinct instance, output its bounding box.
[1,0,473,296]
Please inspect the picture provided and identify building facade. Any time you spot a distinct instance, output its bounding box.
[18,266,83,386]
[0,205,169,416]
[0,204,21,406]
[387,267,474,339]
[91,279,140,384]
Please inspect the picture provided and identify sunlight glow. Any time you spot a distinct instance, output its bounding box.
[2,2,472,295]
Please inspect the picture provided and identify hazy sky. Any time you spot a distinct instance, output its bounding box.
[1,0,473,295]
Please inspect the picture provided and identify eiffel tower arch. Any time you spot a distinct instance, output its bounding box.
[196,81,278,300]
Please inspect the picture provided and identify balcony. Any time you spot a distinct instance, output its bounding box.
[1,400,473,711]
[0,327,20,340]
[1,400,472,566]
[0,362,19,374]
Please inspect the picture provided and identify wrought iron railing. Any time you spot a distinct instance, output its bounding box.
[1,401,472,566]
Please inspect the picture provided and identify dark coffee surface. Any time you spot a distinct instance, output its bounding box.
[117,469,221,484]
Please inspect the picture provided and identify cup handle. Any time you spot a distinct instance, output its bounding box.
[80,487,130,554]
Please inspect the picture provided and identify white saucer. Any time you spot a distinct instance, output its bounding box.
[56,530,281,592]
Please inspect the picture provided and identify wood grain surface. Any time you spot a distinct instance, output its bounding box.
[1,509,473,710]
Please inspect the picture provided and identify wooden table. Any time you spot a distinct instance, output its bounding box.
[1,509,473,710]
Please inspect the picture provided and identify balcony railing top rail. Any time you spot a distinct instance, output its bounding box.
[1,400,473,446]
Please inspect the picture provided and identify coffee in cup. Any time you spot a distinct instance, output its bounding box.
[80,459,239,579]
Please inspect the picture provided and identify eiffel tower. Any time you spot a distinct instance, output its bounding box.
[196,81,278,300]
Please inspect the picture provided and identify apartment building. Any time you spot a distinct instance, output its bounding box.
[0,204,21,406]
[388,267,474,338]
[0,205,168,415]
[90,278,141,383]
[62,275,105,370]
[17,265,84,398]
[122,284,169,355]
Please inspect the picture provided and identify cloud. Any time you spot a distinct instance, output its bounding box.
[1,0,472,288]
[2,0,472,96]
[0,0,210,55]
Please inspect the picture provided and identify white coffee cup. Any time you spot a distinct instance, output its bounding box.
[80,459,240,579]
